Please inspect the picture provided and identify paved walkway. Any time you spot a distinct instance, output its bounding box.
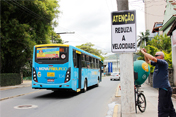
[136,83,176,117]
[115,83,176,117]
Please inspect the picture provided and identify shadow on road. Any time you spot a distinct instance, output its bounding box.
[34,85,99,99]
[34,91,79,99]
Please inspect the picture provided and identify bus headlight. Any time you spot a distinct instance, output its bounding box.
[33,67,38,82]
[65,67,71,83]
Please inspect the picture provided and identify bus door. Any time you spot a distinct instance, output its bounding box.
[99,61,103,82]
[76,51,82,90]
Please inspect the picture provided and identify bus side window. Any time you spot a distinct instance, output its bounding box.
[96,59,99,69]
[73,50,77,68]
[90,57,93,69]
[86,55,90,68]
[81,54,86,68]
[93,58,95,69]
[95,59,97,69]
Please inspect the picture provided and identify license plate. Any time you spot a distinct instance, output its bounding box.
[47,72,55,77]
[47,79,54,82]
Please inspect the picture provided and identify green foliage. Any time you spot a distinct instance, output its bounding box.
[52,32,63,44]
[163,51,172,68]
[1,0,61,73]
[0,73,21,86]
[105,54,120,60]
[137,30,150,48]
[148,34,171,53]
[22,62,32,77]
[137,33,172,73]
[76,42,105,61]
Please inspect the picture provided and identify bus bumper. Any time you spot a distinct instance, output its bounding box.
[32,82,75,91]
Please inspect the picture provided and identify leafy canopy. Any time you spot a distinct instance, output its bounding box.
[137,29,150,48]
[137,32,172,73]
[1,0,61,73]
[76,42,105,61]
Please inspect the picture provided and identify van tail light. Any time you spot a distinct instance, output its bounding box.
[65,67,71,83]
[33,67,38,82]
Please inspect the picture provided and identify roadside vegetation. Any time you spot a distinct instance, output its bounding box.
[76,42,105,61]
[1,0,61,75]
[137,30,172,73]
[1,1,105,80]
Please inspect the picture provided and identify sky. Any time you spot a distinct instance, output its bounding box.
[54,0,145,56]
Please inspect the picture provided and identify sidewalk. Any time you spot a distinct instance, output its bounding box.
[116,83,176,117]
[0,80,32,91]
[136,83,176,117]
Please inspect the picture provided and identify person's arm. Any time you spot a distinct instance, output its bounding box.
[140,48,157,64]
[142,48,150,64]
[144,55,150,64]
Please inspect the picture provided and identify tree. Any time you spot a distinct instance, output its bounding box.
[76,42,105,61]
[137,34,172,72]
[137,30,150,48]
[148,34,171,53]
[1,0,61,73]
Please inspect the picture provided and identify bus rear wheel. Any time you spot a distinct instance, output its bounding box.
[83,80,87,93]
[96,79,99,87]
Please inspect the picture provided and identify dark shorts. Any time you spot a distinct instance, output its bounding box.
[158,87,176,117]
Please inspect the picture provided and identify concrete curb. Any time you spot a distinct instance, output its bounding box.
[0,90,44,101]
[0,85,31,91]
[113,104,121,117]
[113,83,121,117]
[115,83,121,97]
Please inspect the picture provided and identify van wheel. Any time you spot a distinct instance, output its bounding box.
[83,80,87,92]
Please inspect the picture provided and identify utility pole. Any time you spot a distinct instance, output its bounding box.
[116,0,129,11]
[51,32,75,43]
[52,33,54,43]
[116,0,136,116]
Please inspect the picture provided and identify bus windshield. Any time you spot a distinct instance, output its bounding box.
[35,46,68,64]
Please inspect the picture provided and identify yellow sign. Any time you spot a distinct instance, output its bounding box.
[112,12,135,24]
[47,72,55,77]
[76,50,81,54]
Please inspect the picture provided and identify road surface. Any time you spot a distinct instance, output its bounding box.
[0,76,120,117]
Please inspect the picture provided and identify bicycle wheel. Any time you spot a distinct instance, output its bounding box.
[137,93,146,113]
[134,89,138,113]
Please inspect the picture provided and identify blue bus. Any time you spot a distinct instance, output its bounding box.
[32,44,103,92]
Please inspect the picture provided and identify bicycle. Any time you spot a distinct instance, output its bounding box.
[134,85,146,113]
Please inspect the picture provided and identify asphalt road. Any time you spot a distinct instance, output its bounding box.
[0,76,120,117]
